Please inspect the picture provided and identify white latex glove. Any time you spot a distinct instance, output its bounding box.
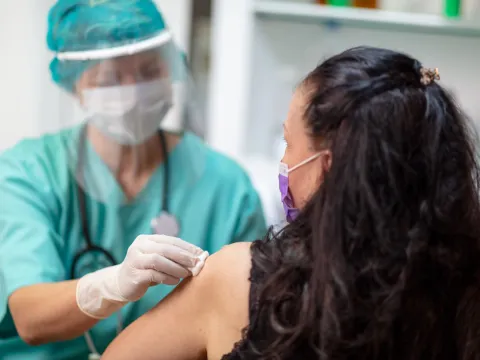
[76,235,209,319]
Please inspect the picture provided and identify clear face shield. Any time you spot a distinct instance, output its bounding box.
[55,32,206,204]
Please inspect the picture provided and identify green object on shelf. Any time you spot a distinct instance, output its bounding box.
[445,0,461,17]
[327,0,350,6]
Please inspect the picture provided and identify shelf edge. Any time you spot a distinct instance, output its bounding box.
[253,1,480,38]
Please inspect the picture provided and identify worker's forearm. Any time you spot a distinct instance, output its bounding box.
[8,281,99,345]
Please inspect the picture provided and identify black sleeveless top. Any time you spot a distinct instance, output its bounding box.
[220,239,315,359]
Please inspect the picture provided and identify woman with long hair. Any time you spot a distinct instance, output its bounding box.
[102,46,480,360]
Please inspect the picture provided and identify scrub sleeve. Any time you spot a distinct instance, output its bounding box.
[0,156,65,322]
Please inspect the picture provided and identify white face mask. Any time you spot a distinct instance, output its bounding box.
[82,80,173,145]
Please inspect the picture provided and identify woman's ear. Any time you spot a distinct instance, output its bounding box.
[323,150,332,172]
[315,150,332,186]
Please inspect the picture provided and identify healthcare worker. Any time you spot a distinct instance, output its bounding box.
[0,1,267,359]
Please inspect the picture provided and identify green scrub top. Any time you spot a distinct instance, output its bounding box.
[0,127,267,360]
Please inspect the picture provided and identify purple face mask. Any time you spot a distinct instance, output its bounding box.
[278,153,322,222]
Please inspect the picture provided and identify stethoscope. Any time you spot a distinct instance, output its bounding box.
[71,126,180,359]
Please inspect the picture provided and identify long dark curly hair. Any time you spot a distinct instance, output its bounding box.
[234,47,480,360]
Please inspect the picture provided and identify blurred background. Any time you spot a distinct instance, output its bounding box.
[0,0,479,226]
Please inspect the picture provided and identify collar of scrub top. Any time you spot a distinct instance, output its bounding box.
[76,125,172,229]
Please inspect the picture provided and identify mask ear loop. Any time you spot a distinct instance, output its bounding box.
[288,152,323,173]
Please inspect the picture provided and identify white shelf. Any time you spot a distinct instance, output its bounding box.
[253,1,480,38]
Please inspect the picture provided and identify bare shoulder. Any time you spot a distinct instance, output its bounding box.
[203,242,253,279]
[194,242,253,307]
[165,242,253,313]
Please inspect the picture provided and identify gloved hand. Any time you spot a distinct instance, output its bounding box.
[76,235,209,319]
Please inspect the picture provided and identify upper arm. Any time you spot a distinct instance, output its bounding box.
[0,156,64,321]
[102,242,253,360]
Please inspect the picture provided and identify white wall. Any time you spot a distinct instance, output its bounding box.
[0,1,56,152]
[155,0,192,52]
[0,0,193,153]
[208,0,256,160]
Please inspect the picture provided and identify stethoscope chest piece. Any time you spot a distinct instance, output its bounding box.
[151,211,180,237]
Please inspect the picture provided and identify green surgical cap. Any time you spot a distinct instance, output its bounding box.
[47,0,168,91]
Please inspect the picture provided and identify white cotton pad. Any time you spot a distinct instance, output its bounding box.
[189,251,209,277]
